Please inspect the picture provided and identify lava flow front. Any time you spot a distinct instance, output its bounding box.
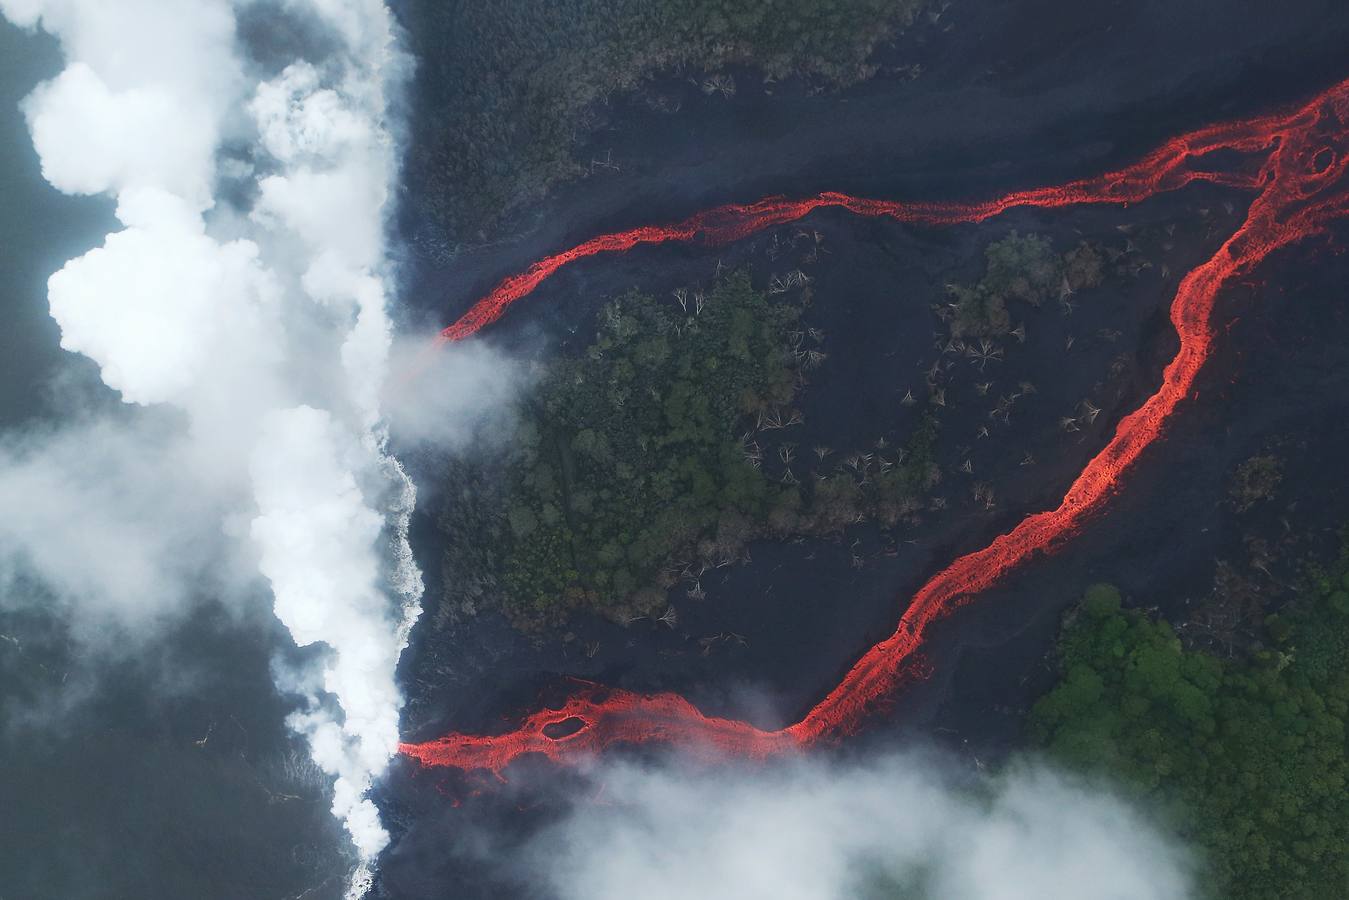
[403,77,1349,776]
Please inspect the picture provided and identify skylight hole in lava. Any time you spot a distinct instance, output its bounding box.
[543,717,589,740]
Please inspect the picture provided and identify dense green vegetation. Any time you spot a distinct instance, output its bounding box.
[942,231,1103,338]
[437,271,941,630]
[499,272,801,624]
[399,0,927,245]
[1032,540,1349,900]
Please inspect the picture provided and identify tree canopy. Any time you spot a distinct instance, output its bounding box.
[1032,539,1349,900]
[435,269,941,630]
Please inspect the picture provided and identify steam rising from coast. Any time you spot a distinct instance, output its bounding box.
[0,0,432,889]
[0,4,1230,898]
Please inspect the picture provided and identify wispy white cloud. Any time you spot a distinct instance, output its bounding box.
[382,336,532,450]
[530,753,1193,900]
[0,414,242,634]
[4,6,1175,900]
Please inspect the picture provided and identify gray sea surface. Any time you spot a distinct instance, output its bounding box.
[0,19,349,900]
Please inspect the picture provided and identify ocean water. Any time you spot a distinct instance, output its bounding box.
[0,20,350,900]
[4,2,1349,897]
[0,22,110,425]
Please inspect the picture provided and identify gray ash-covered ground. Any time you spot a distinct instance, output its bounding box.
[381,215,1349,899]
[378,1,1349,896]
[874,225,1349,762]
[396,181,1246,741]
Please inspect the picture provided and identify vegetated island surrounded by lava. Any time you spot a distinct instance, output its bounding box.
[399,77,1349,778]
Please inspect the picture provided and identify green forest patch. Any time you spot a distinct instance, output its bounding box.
[436,270,941,631]
[1032,539,1349,900]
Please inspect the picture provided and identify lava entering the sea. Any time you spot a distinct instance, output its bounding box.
[403,77,1349,777]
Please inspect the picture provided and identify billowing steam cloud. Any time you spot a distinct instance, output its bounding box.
[531,754,1194,900]
[0,4,1199,899]
[0,0,428,890]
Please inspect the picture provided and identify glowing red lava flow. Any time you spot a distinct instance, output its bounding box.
[405,78,1349,776]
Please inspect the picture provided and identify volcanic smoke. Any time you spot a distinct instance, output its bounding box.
[404,77,1349,776]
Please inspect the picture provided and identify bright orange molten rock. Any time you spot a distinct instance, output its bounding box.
[403,78,1349,776]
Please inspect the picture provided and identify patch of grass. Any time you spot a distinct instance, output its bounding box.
[1230,454,1283,513]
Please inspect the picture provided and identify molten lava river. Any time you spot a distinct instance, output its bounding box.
[401,77,1349,777]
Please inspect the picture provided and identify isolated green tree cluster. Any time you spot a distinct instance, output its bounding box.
[945,232,1102,338]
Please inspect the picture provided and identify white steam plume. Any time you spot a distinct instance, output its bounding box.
[530,754,1194,900]
[1,0,426,890]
